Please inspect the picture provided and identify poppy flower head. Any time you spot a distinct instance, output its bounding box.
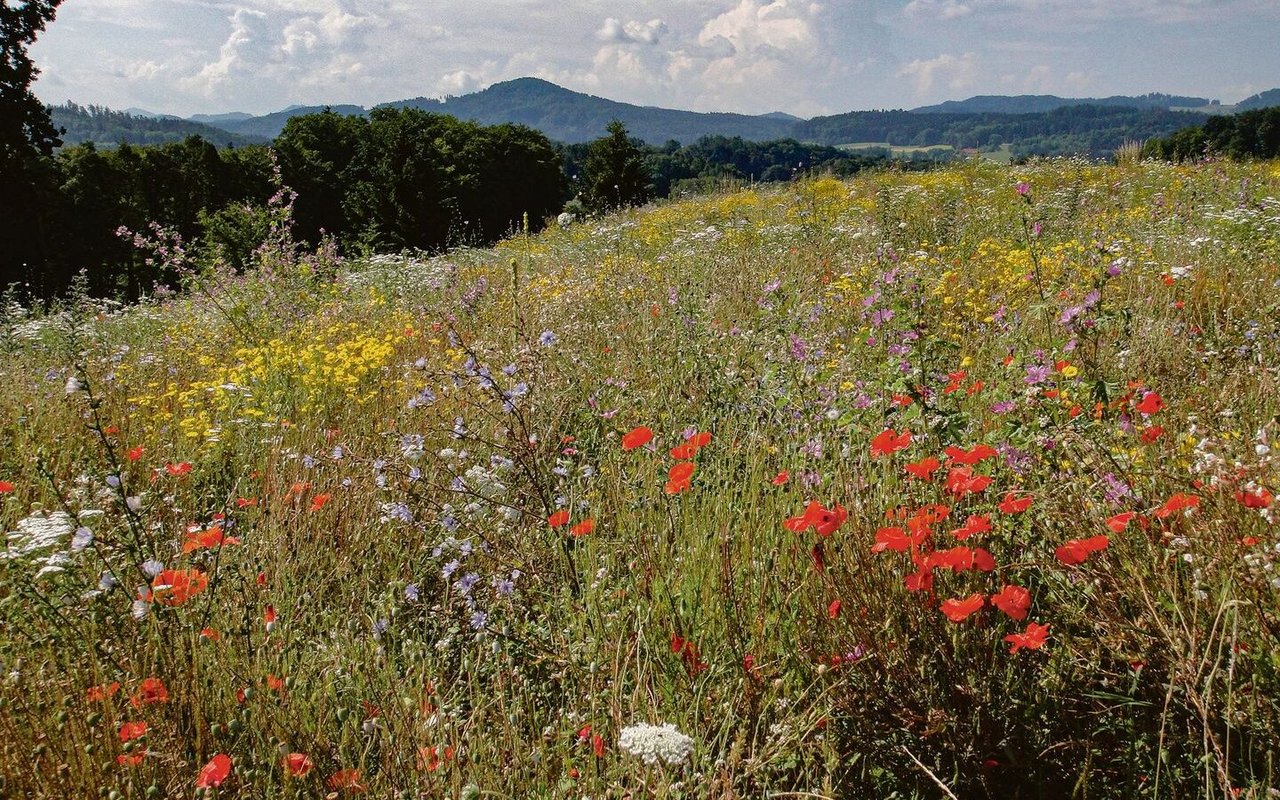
[150,569,209,606]
[1106,511,1137,532]
[945,466,992,497]
[1004,621,1050,653]
[998,492,1033,514]
[118,721,148,742]
[1135,391,1165,416]
[1054,534,1109,566]
[621,426,654,451]
[870,428,912,458]
[130,677,169,708]
[904,456,941,480]
[570,518,595,537]
[283,752,313,778]
[196,754,233,789]
[770,470,789,486]
[0,480,14,493]
[991,585,1031,620]
[547,510,570,528]
[940,593,985,622]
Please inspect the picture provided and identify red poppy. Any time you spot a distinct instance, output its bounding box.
[1153,493,1200,519]
[669,443,699,459]
[784,500,848,537]
[150,569,209,606]
[1140,425,1164,443]
[770,470,789,486]
[621,426,654,450]
[283,753,313,778]
[86,682,121,703]
[1135,391,1165,416]
[998,492,1033,514]
[972,547,996,572]
[266,674,285,693]
[944,444,998,466]
[593,733,606,758]
[201,627,221,641]
[547,510,570,528]
[945,466,992,497]
[126,447,145,462]
[0,480,13,493]
[130,677,169,708]
[929,546,975,571]
[309,493,332,512]
[165,462,193,478]
[235,497,259,508]
[570,518,595,537]
[196,754,233,789]
[117,752,147,767]
[991,585,1031,620]
[1004,621,1050,653]
[872,526,913,553]
[118,721,148,742]
[1235,488,1274,509]
[181,525,240,554]
[904,566,934,593]
[940,593,985,622]
[668,462,695,483]
[1106,511,1137,532]
[326,769,365,791]
[951,515,992,540]
[664,477,692,495]
[827,599,842,618]
[904,456,941,480]
[870,428,912,457]
[942,370,967,394]
[1055,534,1109,565]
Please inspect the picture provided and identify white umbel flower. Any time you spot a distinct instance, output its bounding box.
[618,722,694,765]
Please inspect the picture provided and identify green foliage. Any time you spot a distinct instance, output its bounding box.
[582,120,653,213]
[1144,106,1280,161]
[0,0,65,297]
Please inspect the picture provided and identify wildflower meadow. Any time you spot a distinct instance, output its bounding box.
[2,157,1280,798]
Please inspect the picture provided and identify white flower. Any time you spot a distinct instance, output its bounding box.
[618,722,694,765]
[3,511,75,560]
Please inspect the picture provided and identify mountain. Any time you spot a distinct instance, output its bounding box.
[1237,88,1280,110]
[51,103,268,147]
[189,112,255,125]
[795,105,1211,159]
[197,104,367,139]
[910,93,1216,114]
[380,77,796,144]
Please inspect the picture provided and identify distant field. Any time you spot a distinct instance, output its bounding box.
[836,141,955,156]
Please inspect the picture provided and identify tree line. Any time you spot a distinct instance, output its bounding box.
[1142,106,1280,161]
[4,105,898,301]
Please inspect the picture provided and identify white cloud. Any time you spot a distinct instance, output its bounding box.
[896,51,978,94]
[903,0,973,20]
[596,18,669,45]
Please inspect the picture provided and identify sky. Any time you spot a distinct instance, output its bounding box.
[29,0,1280,118]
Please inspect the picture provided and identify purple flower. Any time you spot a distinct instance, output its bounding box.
[538,330,557,347]
[441,559,460,578]
[1024,364,1050,385]
[469,610,489,630]
[1015,182,1031,197]
[405,583,420,602]
[991,400,1016,414]
[789,335,808,361]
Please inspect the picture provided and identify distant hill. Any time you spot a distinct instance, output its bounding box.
[51,103,268,147]
[199,104,366,139]
[795,105,1211,159]
[911,93,1216,115]
[1237,88,1280,110]
[189,112,255,125]
[380,77,796,144]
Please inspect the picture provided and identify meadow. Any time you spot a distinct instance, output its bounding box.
[2,157,1279,799]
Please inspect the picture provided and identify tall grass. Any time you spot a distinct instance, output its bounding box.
[2,158,1279,799]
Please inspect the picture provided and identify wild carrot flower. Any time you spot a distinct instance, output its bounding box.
[618,722,695,765]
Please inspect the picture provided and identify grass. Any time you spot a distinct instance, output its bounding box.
[837,141,956,157]
[2,158,1280,799]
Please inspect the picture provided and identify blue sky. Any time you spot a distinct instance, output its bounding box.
[30,0,1280,117]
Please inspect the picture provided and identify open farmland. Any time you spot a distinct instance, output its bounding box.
[2,159,1280,798]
